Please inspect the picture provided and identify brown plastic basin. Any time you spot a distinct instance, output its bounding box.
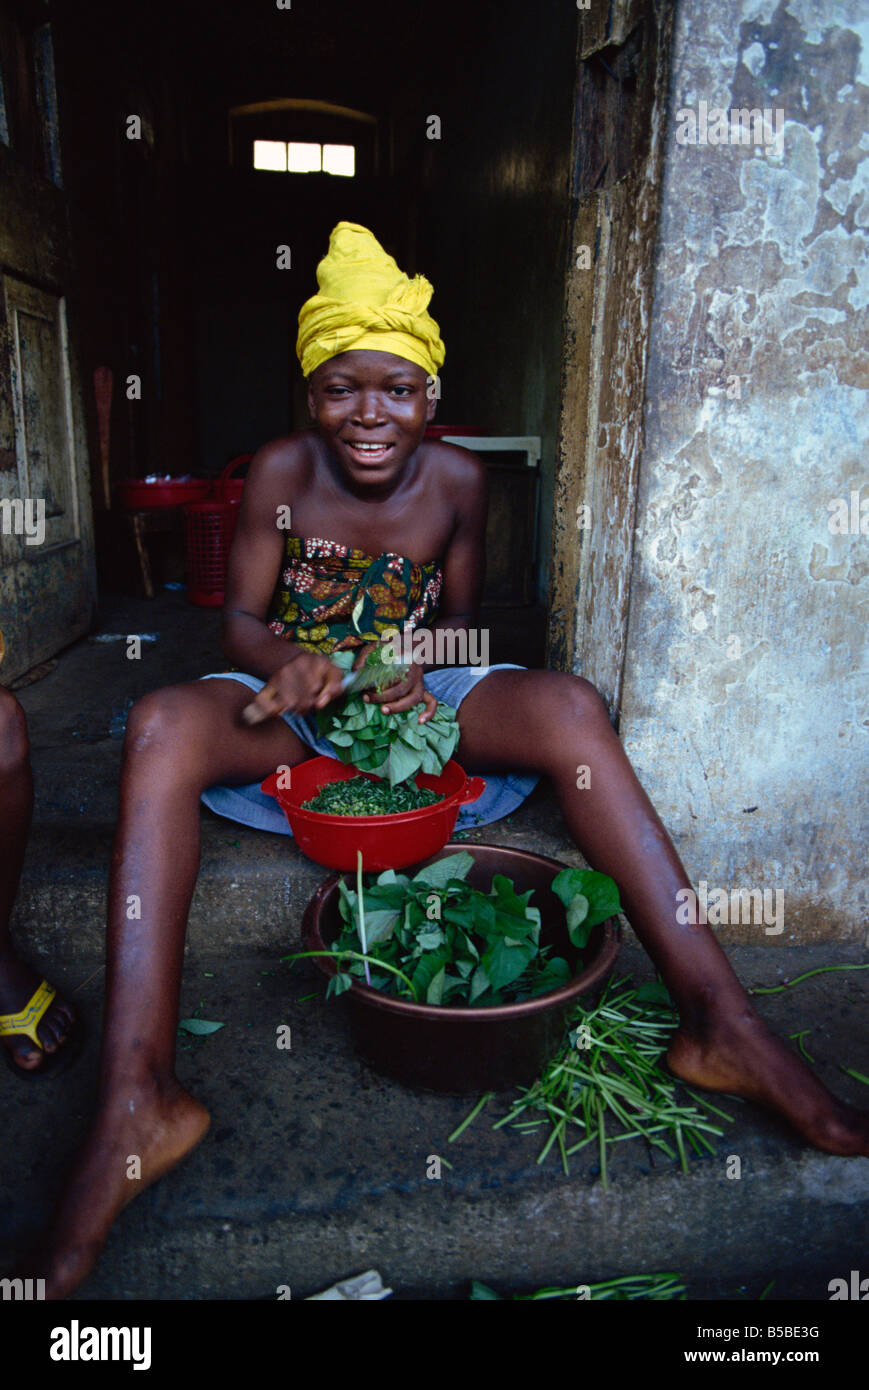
[301,842,622,1093]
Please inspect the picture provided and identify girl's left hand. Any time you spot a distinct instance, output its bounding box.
[364,660,438,724]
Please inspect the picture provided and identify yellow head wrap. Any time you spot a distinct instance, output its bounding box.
[297,222,445,379]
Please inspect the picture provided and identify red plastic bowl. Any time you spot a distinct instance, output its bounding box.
[116,478,212,509]
[260,755,485,871]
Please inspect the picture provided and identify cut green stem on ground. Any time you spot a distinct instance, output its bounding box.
[789,1029,816,1064]
[449,975,734,1186]
[750,963,869,995]
[839,1065,869,1087]
[447,1092,494,1143]
[470,1272,687,1301]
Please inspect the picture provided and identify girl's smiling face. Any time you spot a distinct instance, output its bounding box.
[308,350,436,485]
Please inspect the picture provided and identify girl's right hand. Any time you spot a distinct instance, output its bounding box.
[241,653,346,725]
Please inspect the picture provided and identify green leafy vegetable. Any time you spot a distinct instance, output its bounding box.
[318,645,460,787]
[284,853,620,1008]
[348,639,411,693]
[550,867,623,949]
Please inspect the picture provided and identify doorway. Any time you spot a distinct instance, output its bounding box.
[0,0,96,683]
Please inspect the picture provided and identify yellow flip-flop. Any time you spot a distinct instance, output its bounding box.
[0,978,82,1077]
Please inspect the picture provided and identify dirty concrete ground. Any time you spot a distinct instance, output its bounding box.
[2,590,867,1300]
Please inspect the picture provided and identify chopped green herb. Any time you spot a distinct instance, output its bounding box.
[301,775,444,817]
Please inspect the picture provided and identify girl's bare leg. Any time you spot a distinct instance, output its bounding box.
[455,669,869,1156]
[0,688,77,1070]
[33,679,310,1297]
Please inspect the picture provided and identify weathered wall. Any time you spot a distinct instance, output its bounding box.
[619,0,869,941]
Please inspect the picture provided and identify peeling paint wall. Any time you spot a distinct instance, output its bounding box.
[619,0,869,941]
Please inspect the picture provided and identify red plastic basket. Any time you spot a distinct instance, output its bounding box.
[260,755,485,871]
[214,454,251,504]
[182,457,251,606]
[182,499,239,606]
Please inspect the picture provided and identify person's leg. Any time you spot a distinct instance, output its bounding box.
[34,678,311,1297]
[0,688,77,1071]
[454,668,869,1156]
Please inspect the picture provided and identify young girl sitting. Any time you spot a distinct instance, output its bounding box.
[34,222,868,1298]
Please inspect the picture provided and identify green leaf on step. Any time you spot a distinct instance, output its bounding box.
[178,1017,225,1035]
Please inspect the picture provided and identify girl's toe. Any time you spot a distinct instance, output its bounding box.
[9,1038,43,1070]
[38,1017,62,1051]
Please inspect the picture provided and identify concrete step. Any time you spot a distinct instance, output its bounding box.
[2,943,867,1300]
[11,782,583,960]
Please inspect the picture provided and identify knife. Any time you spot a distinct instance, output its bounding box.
[241,659,380,725]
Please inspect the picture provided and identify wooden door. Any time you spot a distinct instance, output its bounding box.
[0,3,95,683]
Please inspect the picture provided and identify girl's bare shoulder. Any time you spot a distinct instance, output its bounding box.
[422,438,488,503]
[245,430,319,495]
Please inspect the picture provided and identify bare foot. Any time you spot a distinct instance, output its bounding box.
[0,952,77,1072]
[25,1075,210,1298]
[667,1004,869,1157]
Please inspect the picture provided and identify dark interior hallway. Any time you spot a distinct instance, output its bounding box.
[0,0,581,671]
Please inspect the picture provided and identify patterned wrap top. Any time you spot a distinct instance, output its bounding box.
[266,535,444,656]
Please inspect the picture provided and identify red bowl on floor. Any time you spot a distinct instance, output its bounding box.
[260,755,485,871]
[301,842,622,1092]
